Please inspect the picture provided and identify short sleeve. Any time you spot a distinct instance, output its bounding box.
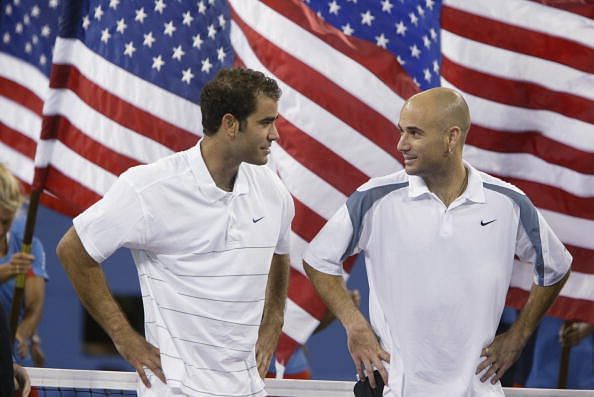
[30,237,48,280]
[73,175,148,263]
[515,208,572,286]
[274,184,295,255]
[303,205,356,276]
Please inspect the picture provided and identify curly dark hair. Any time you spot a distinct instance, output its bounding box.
[200,68,281,136]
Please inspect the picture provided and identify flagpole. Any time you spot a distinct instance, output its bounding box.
[557,320,573,389]
[9,189,42,343]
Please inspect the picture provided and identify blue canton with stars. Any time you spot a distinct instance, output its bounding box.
[0,0,63,77]
[305,0,442,90]
[61,0,233,103]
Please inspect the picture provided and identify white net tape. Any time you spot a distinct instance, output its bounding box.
[27,368,594,396]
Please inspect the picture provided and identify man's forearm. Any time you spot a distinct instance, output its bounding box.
[261,254,290,330]
[57,227,133,341]
[511,271,570,342]
[303,262,366,332]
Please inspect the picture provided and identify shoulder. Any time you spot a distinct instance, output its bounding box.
[244,163,291,198]
[345,170,408,215]
[479,171,533,208]
[357,169,409,193]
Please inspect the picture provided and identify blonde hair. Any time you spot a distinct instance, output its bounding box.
[0,164,23,213]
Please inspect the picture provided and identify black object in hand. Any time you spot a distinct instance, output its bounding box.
[353,370,385,397]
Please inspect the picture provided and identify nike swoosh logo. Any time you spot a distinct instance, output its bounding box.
[481,219,496,226]
[252,216,265,223]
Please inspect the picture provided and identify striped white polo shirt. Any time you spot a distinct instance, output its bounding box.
[304,162,571,397]
[74,141,294,397]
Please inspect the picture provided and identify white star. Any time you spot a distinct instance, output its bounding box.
[23,15,31,25]
[409,12,418,26]
[207,24,216,39]
[154,0,166,14]
[182,11,194,26]
[124,41,136,57]
[172,45,185,61]
[422,35,431,48]
[94,5,104,20]
[41,25,50,37]
[413,78,420,87]
[32,35,38,44]
[152,55,165,71]
[5,4,12,16]
[82,15,90,30]
[410,45,421,58]
[135,8,147,23]
[14,0,20,5]
[218,14,226,28]
[375,33,389,48]
[201,57,213,73]
[2,33,10,44]
[116,18,127,34]
[208,0,215,4]
[397,55,405,65]
[100,28,111,43]
[15,23,23,34]
[433,60,440,73]
[164,21,176,36]
[430,28,437,41]
[316,11,324,20]
[381,0,393,13]
[328,1,340,15]
[217,47,226,62]
[192,34,203,49]
[143,32,155,47]
[417,5,425,17]
[197,1,206,14]
[181,68,194,84]
[48,0,59,8]
[40,54,47,65]
[395,21,407,36]
[31,5,40,17]
[423,69,431,82]
[109,0,120,9]
[25,42,32,53]
[361,10,375,26]
[342,23,354,36]
[426,0,435,10]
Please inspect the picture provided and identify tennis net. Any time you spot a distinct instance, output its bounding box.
[27,368,594,396]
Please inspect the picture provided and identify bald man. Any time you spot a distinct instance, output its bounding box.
[304,88,571,396]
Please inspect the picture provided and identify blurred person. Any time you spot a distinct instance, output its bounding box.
[0,165,47,367]
[304,87,571,396]
[1,303,31,397]
[57,68,294,397]
[561,322,594,348]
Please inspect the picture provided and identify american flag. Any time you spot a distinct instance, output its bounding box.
[1,0,593,368]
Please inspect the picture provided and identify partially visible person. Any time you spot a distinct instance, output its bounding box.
[1,302,31,396]
[304,87,571,396]
[267,289,361,379]
[57,68,294,396]
[0,165,48,367]
[561,321,594,348]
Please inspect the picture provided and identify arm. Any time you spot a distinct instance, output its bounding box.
[15,276,45,359]
[477,271,570,384]
[57,227,165,387]
[304,262,389,388]
[560,322,594,347]
[315,289,360,333]
[255,253,290,377]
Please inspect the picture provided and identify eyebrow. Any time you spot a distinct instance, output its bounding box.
[258,115,279,123]
[397,123,423,132]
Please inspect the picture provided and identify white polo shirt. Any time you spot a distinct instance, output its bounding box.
[304,163,571,397]
[74,141,294,397]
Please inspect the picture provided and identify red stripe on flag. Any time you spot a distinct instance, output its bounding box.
[442,56,594,125]
[277,117,368,195]
[492,175,594,222]
[566,244,594,274]
[442,5,594,74]
[48,64,198,151]
[292,197,328,242]
[288,268,327,319]
[232,10,402,162]
[41,116,141,176]
[275,333,301,365]
[0,123,36,159]
[0,76,44,115]
[507,287,594,324]
[35,165,102,215]
[467,124,594,176]
[529,0,594,19]
[254,0,418,100]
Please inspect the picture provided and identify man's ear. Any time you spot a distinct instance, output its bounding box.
[447,126,462,153]
[222,114,237,137]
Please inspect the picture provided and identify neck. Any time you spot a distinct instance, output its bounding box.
[200,136,240,192]
[424,160,467,207]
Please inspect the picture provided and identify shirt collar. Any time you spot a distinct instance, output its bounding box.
[189,139,249,202]
[407,160,486,203]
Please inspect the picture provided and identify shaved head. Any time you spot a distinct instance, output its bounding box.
[403,87,471,143]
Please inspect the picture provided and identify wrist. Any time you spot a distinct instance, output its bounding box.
[31,334,41,344]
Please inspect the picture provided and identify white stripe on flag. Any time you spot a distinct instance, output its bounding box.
[540,208,594,251]
[0,52,48,100]
[282,299,320,345]
[0,96,41,141]
[0,143,34,184]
